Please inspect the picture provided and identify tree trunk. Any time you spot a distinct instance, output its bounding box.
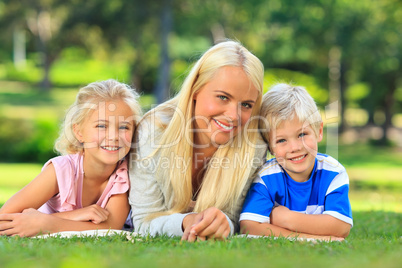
[380,74,396,145]
[154,0,172,104]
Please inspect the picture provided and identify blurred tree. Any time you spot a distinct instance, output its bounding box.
[357,0,402,145]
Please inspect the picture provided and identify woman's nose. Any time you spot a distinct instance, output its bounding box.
[224,103,240,123]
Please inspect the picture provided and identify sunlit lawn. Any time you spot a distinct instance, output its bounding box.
[0,82,401,268]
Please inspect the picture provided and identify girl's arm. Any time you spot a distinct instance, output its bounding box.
[52,205,110,224]
[0,163,59,214]
[270,206,351,238]
[0,192,130,237]
[240,220,344,241]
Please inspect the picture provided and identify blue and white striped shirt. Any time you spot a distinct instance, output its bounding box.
[240,153,353,226]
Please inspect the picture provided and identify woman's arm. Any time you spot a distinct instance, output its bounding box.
[129,121,193,237]
[270,206,351,238]
[0,192,130,237]
[240,220,344,241]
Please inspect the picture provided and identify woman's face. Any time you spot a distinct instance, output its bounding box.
[192,66,259,148]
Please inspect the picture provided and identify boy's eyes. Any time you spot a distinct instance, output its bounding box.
[276,139,286,144]
[96,124,106,128]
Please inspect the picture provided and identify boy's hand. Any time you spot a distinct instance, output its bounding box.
[270,205,292,229]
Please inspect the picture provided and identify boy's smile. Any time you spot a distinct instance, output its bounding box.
[270,116,323,182]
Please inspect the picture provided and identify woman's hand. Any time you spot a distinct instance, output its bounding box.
[181,207,231,242]
[0,208,55,237]
[54,204,109,224]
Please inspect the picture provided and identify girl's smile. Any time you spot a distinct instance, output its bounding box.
[74,100,135,169]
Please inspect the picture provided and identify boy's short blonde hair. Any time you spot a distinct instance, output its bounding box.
[259,83,322,148]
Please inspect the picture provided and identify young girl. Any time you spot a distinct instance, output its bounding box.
[0,79,141,237]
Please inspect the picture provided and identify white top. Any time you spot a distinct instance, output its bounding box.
[128,114,267,237]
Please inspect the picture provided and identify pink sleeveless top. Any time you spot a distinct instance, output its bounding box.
[38,154,129,214]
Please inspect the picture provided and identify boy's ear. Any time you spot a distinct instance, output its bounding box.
[317,122,324,142]
[73,124,83,142]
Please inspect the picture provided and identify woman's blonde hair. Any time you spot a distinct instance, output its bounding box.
[141,40,264,215]
[259,83,322,152]
[55,79,142,155]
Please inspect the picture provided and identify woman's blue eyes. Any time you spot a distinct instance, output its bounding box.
[242,103,252,109]
[218,95,252,109]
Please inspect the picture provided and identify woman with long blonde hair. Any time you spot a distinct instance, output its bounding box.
[129,40,267,241]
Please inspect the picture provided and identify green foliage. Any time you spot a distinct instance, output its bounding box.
[50,58,131,87]
[4,61,42,83]
[264,68,328,106]
[0,117,58,163]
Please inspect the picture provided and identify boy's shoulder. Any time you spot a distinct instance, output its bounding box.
[316,153,346,174]
[258,158,283,177]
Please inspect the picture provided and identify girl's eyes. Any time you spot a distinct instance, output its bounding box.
[276,139,286,144]
[218,95,228,101]
[119,126,130,130]
[299,132,307,138]
[95,125,130,130]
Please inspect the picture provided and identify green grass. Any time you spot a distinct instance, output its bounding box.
[0,211,400,268]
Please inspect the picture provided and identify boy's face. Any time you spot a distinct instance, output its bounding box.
[269,117,323,183]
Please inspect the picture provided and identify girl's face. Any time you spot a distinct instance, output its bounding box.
[192,66,259,148]
[74,100,135,168]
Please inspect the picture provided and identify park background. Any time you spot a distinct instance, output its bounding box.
[0,1,401,267]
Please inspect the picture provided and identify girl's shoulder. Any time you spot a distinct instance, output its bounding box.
[42,153,83,174]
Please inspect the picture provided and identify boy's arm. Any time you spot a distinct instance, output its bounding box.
[240,220,344,241]
[270,206,351,238]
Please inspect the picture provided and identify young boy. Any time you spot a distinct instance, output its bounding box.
[240,83,353,241]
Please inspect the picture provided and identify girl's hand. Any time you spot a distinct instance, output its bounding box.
[55,204,109,224]
[0,208,54,237]
[181,207,231,242]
